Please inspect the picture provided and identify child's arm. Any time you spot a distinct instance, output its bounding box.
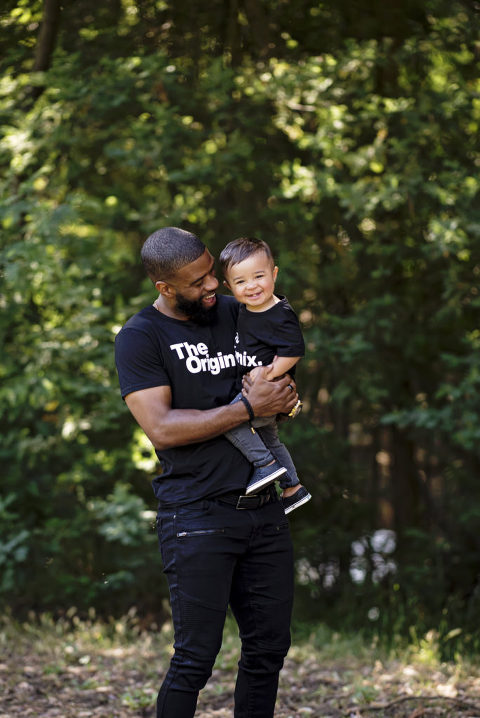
[265,355,301,380]
[249,355,301,382]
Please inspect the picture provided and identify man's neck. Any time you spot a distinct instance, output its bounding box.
[153,296,189,321]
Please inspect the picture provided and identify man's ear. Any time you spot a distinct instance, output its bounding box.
[155,279,175,298]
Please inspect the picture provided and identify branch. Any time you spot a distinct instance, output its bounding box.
[350,694,480,713]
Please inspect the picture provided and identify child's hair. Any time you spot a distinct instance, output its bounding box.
[219,237,274,274]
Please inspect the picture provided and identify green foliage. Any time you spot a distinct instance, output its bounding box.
[1,0,479,643]
[269,8,480,642]
[0,494,30,594]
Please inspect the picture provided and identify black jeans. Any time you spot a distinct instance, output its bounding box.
[156,493,294,717]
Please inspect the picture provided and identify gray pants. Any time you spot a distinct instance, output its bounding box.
[225,393,299,489]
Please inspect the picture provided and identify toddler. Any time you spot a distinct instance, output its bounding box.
[219,237,311,514]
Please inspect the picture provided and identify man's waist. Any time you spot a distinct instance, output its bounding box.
[158,485,278,511]
[215,485,278,510]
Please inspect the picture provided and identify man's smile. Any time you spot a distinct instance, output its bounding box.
[202,292,217,305]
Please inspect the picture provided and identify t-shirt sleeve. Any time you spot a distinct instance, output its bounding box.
[269,308,305,358]
[115,326,170,399]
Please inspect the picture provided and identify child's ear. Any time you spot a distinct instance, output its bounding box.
[223,279,231,291]
[273,265,279,281]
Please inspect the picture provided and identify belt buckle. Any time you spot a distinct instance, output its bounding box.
[236,494,250,509]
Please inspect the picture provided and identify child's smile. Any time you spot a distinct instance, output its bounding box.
[225,251,279,312]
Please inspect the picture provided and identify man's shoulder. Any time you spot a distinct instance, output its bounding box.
[116,306,157,340]
[116,295,239,340]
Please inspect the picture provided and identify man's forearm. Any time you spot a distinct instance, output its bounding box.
[125,371,297,451]
[149,401,250,450]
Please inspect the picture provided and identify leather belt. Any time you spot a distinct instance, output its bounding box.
[216,485,278,510]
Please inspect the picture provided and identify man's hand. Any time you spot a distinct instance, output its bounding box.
[242,367,298,417]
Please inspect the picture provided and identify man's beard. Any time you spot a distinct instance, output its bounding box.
[175,292,217,325]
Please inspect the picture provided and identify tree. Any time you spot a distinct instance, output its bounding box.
[1,0,479,648]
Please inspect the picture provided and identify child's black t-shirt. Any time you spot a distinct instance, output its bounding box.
[234,296,305,384]
[115,294,251,505]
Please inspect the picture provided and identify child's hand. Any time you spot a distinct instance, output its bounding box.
[248,366,263,380]
[263,363,276,380]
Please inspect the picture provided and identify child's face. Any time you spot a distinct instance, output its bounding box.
[224,251,278,312]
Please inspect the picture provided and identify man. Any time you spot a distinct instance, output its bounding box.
[115,227,298,718]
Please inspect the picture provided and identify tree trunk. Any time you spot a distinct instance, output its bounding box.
[225,0,242,67]
[390,427,420,534]
[30,0,62,101]
[33,0,62,72]
[243,0,270,58]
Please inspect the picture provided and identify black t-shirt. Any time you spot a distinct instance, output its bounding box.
[234,296,305,385]
[115,294,251,505]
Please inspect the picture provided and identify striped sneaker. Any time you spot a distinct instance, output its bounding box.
[245,460,287,495]
[282,485,312,514]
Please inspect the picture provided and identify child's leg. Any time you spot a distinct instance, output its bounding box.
[224,394,275,467]
[225,395,288,493]
[224,424,276,468]
[256,423,300,489]
[257,423,312,513]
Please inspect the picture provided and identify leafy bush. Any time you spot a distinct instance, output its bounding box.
[1,0,479,645]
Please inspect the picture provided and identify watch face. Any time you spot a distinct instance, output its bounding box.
[289,400,303,418]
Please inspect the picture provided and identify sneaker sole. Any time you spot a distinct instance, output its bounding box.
[245,467,287,495]
[284,492,312,514]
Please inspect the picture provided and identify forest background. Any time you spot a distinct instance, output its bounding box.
[1,0,479,658]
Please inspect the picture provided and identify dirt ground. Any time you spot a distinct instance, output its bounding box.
[1,618,480,718]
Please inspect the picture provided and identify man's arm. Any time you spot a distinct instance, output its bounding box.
[125,369,297,450]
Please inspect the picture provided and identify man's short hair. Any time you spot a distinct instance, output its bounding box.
[219,237,274,275]
[141,227,206,282]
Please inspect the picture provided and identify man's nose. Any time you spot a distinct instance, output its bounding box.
[206,274,219,291]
